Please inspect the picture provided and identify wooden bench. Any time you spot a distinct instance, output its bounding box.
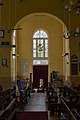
[50,84,80,119]
[0,87,16,120]
[20,86,30,103]
[0,87,16,110]
[46,88,58,110]
[73,108,80,120]
[50,103,61,117]
[0,98,16,120]
[16,86,31,110]
[59,85,78,97]
[61,97,77,120]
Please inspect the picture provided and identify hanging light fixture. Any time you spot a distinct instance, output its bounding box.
[60,0,80,13]
[62,0,71,39]
[64,0,80,15]
[0,0,4,38]
[59,0,80,38]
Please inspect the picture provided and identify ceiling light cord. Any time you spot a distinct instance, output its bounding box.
[0,0,2,29]
[8,0,10,30]
[63,0,66,30]
[15,0,17,25]
[68,12,71,35]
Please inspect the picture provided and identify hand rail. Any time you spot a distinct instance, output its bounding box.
[61,97,77,120]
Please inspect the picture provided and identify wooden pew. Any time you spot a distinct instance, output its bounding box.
[73,108,80,120]
[0,98,16,120]
[76,102,80,119]
[10,87,16,101]
[0,85,3,92]
[65,86,78,96]
[46,88,58,110]
[16,86,31,110]
[0,96,2,111]
[59,85,78,97]
[0,87,16,120]
[20,86,30,103]
[61,97,77,120]
[46,84,56,101]
[73,85,80,92]
[0,88,11,109]
[50,103,61,117]
[0,87,16,110]
[69,95,79,109]
[48,85,80,119]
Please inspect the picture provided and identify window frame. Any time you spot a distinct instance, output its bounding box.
[33,29,48,65]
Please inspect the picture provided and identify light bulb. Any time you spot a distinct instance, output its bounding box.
[68,7,72,12]
[76,9,80,15]
[70,1,74,7]
[65,4,69,10]
[76,27,80,33]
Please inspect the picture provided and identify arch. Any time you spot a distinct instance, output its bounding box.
[11,12,70,81]
[33,29,48,38]
[15,12,64,27]
[33,29,48,65]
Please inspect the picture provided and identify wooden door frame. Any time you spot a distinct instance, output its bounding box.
[33,65,48,89]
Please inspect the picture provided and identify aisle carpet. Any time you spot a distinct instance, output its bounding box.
[16,111,48,120]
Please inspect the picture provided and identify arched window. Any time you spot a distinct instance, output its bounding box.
[33,29,48,65]
[71,54,78,75]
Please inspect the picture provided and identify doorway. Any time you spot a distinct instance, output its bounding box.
[33,65,48,89]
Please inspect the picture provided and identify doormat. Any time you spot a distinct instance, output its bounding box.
[16,111,48,120]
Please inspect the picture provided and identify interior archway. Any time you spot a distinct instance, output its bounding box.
[11,12,70,83]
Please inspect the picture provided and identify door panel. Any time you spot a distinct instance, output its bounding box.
[33,65,48,89]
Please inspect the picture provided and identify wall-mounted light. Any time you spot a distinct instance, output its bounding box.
[11,45,16,47]
[62,52,69,57]
[12,54,19,57]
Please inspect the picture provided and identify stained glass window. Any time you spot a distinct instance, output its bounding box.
[33,30,48,65]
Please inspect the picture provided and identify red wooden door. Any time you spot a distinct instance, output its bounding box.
[33,65,48,89]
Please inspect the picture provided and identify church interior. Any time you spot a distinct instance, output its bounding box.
[0,0,80,119]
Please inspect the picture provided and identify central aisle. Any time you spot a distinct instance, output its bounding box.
[17,92,56,120]
[24,92,47,111]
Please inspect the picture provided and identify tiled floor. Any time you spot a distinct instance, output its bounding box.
[24,92,47,111]
[23,92,58,120]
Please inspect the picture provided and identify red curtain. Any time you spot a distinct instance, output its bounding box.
[33,65,48,89]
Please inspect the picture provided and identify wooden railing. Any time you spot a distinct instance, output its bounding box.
[16,86,31,110]
[61,97,77,120]
[0,87,16,120]
[49,85,80,119]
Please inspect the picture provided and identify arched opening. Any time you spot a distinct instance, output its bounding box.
[33,29,48,65]
[33,29,48,89]
[11,12,70,84]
